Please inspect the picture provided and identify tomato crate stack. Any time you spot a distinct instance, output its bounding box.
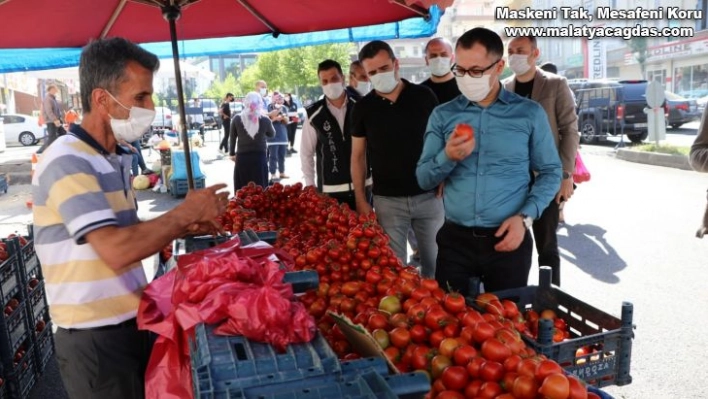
[11,226,54,379]
[469,267,634,388]
[0,234,36,399]
[189,323,429,399]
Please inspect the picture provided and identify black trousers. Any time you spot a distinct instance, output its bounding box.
[435,221,533,296]
[287,122,297,148]
[37,123,59,153]
[220,118,230,151]
[533,198,561,286]
[55,319,153,399]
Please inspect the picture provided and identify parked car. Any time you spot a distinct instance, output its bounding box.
[573,80,651,144]
[152,106,173,129]
[679,89,708,99]
[695,95,708,112]
[664,91,701,129]
[0,113,43,146]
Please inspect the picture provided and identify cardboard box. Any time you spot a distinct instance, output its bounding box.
[329,312,400,374]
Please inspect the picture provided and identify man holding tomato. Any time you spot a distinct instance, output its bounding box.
[416,28,561,294]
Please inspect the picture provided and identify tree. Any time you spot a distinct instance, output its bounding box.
[203,73,241,100]
[628,37,648,79]
[238,43,354,95]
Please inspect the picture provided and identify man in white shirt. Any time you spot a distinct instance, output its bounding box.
[301,59,371,210]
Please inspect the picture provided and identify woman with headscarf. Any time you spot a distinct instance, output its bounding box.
[229,92,276,190]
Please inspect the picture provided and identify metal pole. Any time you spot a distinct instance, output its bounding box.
[163,4,195,190]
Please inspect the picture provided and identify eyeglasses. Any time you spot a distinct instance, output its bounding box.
[451,59,501,78]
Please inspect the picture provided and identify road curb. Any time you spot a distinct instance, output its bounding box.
[615,148,692,171]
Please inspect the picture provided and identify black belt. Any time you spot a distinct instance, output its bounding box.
[445,220,499,238]
[60,318,137,333]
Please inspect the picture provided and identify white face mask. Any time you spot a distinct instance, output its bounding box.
[369,71,399,94]
[322,82,345,100]
[354,79,371,96]
[106,92,156,143]
[259,87,267,96]
[508,54,532,75]
[428,57,452,77]
[456,74,493,103]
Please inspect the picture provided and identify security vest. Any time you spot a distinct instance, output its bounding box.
[306,96,371,194]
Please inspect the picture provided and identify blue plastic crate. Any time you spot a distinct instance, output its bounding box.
[169,176,206,198]
[191,324,342,399]
[6,344,36,399]
[0,248,21,307]
[0,299,30,369]
[588,384,615,399]
[238,370,430,399]
[33,321,54,376]
[182,230,278,253]
[468,267,633,388]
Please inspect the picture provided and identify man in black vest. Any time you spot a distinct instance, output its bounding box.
[301,59,372,210]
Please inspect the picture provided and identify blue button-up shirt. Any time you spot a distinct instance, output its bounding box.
[416,88,561,227]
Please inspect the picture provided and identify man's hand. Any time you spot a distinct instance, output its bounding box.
[436,182,444,198]
[494,215,527,252]
[129,145,138,153]
[445,135,475,162]
[180,183,230,233]
[555,178,574,204]
[53,120,61,127]
[356,198,374,215]
[229,155,236,162]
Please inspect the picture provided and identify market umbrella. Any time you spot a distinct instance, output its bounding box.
[0,0,453,188]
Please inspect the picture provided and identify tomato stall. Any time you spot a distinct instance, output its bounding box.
[145,182,632,399]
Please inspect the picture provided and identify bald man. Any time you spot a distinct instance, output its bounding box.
[420,37,461,104]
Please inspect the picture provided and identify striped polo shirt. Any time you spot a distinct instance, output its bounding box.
[32,127,147,329]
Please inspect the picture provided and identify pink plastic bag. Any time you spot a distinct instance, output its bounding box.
[138,235,316,399]
[573,151,591,184]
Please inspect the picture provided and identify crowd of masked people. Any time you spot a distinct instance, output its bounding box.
[226,28,580,295]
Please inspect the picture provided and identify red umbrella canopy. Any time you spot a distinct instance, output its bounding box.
[0,0,452,49]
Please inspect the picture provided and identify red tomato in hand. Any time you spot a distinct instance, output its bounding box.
[453,123,474,141]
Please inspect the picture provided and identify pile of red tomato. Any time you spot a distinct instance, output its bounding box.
[208,183,602,399]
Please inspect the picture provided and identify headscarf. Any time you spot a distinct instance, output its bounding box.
[241,91,262,139]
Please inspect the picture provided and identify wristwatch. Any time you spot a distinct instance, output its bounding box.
[562,171,571,179]
[519,214,533,229]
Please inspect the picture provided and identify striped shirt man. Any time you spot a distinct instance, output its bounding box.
[32,126,147,329]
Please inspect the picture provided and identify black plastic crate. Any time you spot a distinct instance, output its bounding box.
[0,249,21,308]
[6,344,36,399]
[181,230,278,254]
[33,321,54,376]
[0,299,30,370]
[169,177,206,198]
[25,281,48,327]
[468,267,633,388]
[0,363,6,399]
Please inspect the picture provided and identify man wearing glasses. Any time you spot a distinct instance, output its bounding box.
[416,28,561,294]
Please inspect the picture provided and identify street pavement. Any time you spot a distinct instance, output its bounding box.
[1,126,707,398]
